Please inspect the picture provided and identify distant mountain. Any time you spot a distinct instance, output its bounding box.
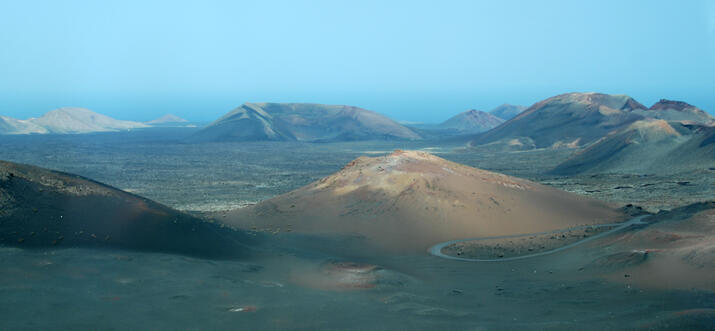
[31,107,148,134]
[0,107,148,135]
[436,109,504,133]
[188,103,421,142]
[469,92,647,149]
[0,160,251,258]
[146,114,189,125]
[0,116,48,135]
[551,120,714,175]
[629,99,714,125]
[489,104,526,120]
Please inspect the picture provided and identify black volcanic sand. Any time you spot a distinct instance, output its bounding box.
[1,228,713,331]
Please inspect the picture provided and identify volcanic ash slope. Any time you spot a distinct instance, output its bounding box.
[470,92,647,149]
[0,160,251,258]
[222,150,624,252]
[551,119,715,175]
[585,201,715,291]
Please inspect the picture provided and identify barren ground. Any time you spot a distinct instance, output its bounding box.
[0,130,713,330]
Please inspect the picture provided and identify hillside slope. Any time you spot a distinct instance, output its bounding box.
[552,120,715,175]
[630,99,714,125]
[0,116,48,135]
[31,107,148,133]
[0,160,251,258]
[0,108,148,135]
[219,150,624,252]
[585,201,715,291]
[437,109,504,133]
[146,114,189,125]
[470,92,646,149]
[188,103,421,142]
[489,104,526,120]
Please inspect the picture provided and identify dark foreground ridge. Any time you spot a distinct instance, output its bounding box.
[0,160,254,259]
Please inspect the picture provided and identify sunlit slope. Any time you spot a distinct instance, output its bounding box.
[31,107,149,134]
[0,116,48,135]
[0,108,148,135]
[0,160,251,258]
[221,150,624,252]
[188,102,421,142]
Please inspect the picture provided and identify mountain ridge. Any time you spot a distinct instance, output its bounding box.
[0,107,148,135]
[489,104,527,120]
[436,109,504,133]
[470,92,647,149]
[188,102,421,142]
[146,114,189,125]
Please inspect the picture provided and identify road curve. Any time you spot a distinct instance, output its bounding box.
[428,215,650,262]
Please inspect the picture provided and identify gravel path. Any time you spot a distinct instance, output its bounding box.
[428,215,650,262]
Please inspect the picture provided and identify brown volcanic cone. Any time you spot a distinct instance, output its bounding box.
[221,150,625,252]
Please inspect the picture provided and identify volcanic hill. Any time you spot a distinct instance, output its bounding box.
[0,160,251,258]
[220,150,624,252]
[0,116,48,135]
[188,102,421,142]
[29,107,148,134]
[437,109,505,133]
[0,107,148,135]
[146,114,189,125]
[489,104,526,120]
[552,120,715,175]
[469,92,646,149]
[630,99,714,125]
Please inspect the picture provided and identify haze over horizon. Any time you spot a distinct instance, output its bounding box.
[1,0,713,123]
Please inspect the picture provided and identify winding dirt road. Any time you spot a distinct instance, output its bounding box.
[428,215,650,262]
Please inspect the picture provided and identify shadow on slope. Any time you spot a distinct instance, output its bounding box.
[0,160,255,259]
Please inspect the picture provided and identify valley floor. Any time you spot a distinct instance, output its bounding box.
[1,233,712,330]
[0,130,710,213]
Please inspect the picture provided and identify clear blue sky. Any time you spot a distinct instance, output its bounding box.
[1,0,713,123]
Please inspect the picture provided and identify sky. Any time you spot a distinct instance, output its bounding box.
[0,0,713,123]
